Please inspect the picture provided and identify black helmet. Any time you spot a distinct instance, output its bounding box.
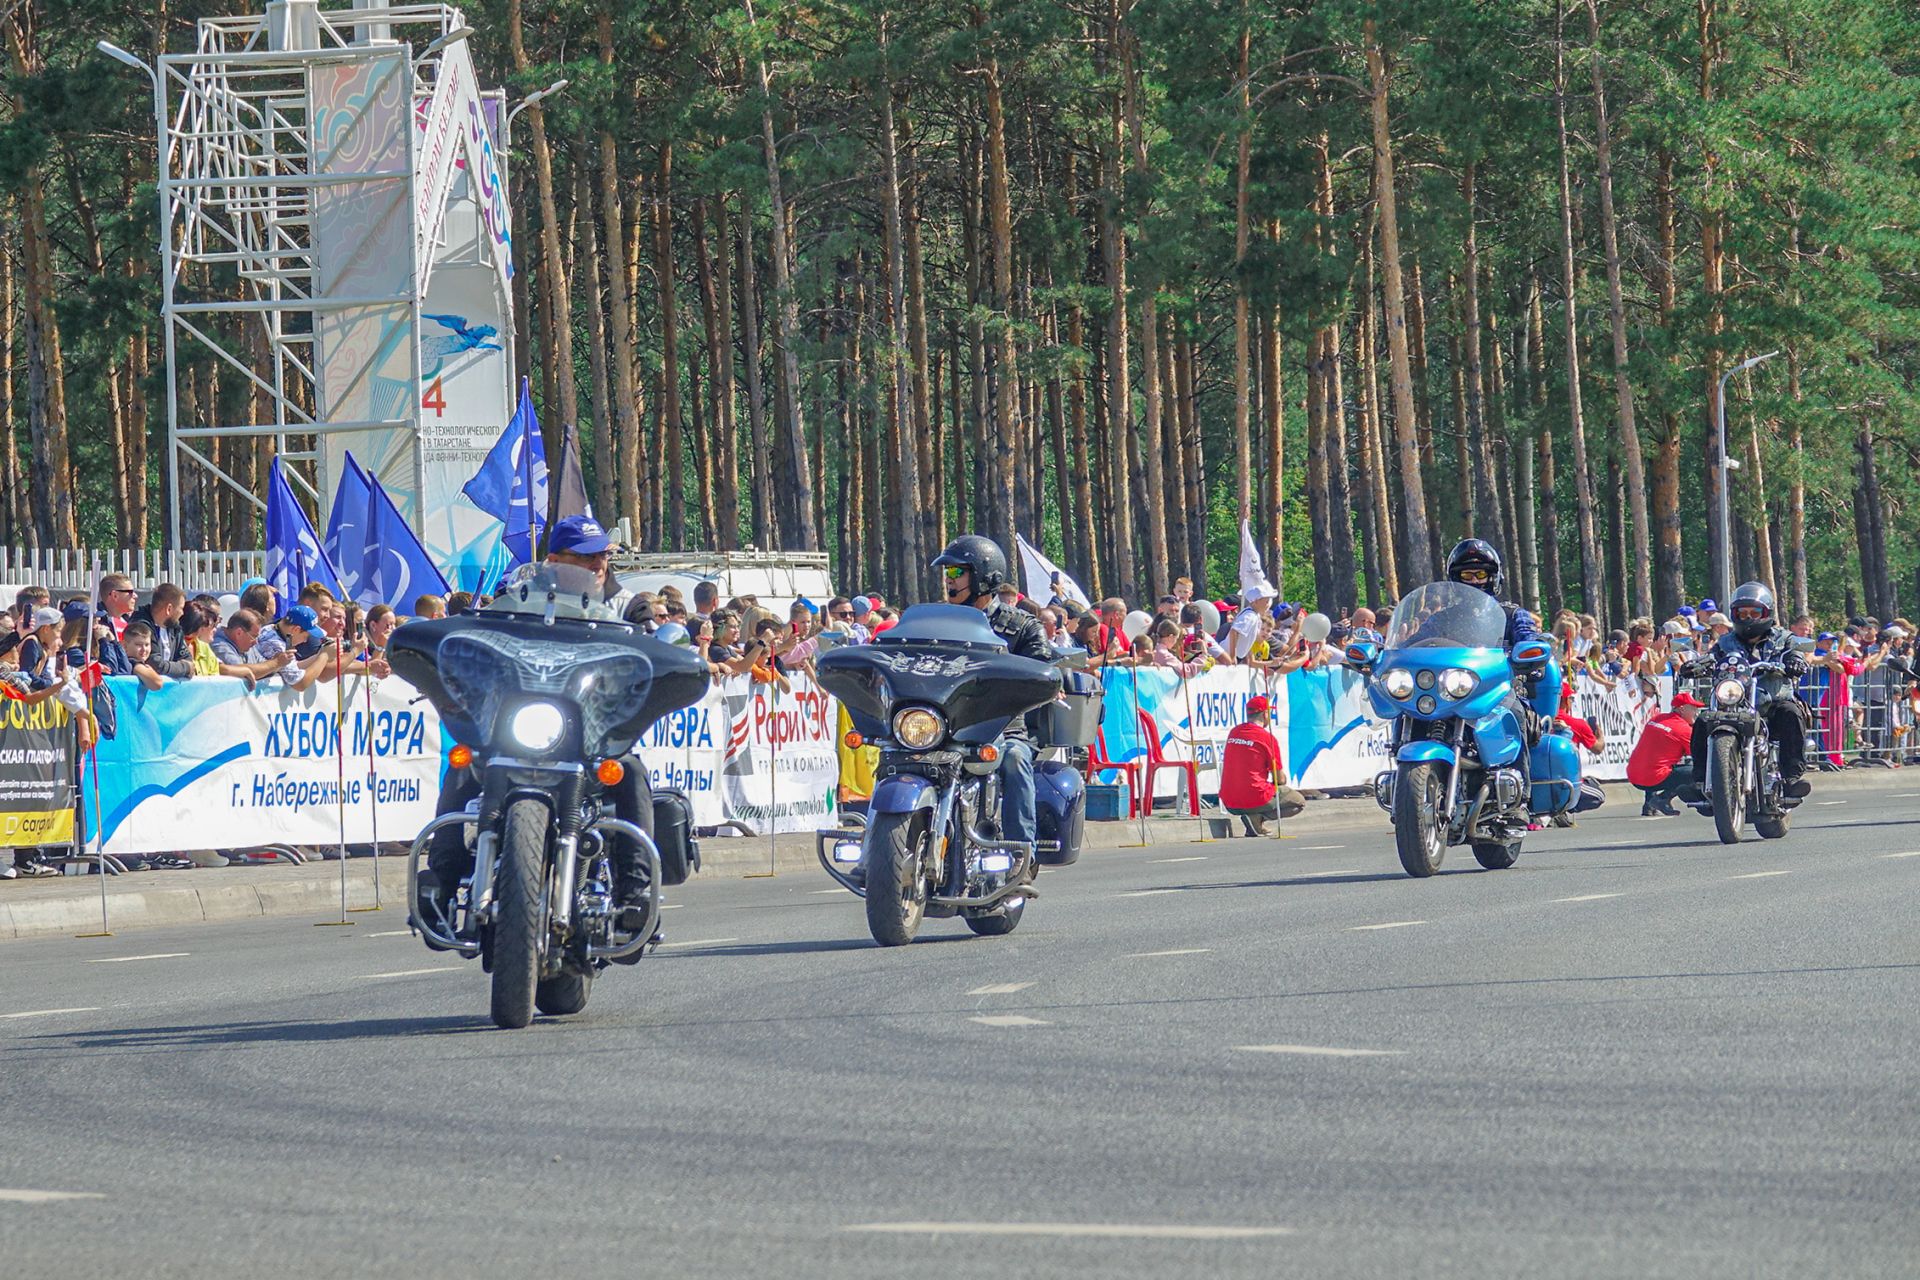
[1729,581,1776,644]
[1445,538,1504,596]
[930,534,1008,597]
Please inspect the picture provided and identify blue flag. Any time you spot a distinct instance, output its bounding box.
[323,452,374,605]
[463,376,547,566]
[362,470,452,610]
[265,456,343,609]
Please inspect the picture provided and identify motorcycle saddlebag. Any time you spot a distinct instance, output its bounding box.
[1038,668,1104,748]
[1033,759,1085,866]
[651,788,699,886]
[1528,733,1581,815]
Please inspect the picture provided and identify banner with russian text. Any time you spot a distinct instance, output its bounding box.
[0,693,75,848]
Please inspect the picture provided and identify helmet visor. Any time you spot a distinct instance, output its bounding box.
[1453,566,1494,586]
[1732,603,1768,623]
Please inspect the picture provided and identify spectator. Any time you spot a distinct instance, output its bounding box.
[180,602,224,678]
[692,580,719,622]
[706,608,748,676]
[1173,576,1195,605]
[1178,602,1232,664]
[271,606,328,692]
[361,604,397,662]
[447,590,475,616]
[121,621,171,690]
[750,617,795,692]
[1223,586,1273,661]
[1154,593,1181,619]
[414,593,447,620]
[211,608,293,683]
[687,616,715,667]
[1039,607,1072,652]
[94,577,136,640]
[1627,692,1703,816]
[1149,618,1206,677]
[624,592,660,630]
[1217,695,1307,836]
[1069,613,1106,668]
[1096,597,1128,658]
[15,607,62,690]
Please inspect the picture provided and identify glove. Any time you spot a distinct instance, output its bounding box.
[1678,658,1710,679]
[1783,651,1809,677]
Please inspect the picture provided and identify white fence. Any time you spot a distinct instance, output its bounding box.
[0,547,266,595]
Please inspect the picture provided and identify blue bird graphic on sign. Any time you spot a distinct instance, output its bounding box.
[421,312,503,375]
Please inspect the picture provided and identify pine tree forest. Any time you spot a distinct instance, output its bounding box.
[3,0,1919,622]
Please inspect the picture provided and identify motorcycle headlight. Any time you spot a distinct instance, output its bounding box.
[892,707,946,750]
[1438,668,1477,700]
[1381,668,1416,700]
[508,701,567,753]
[1714,678,1746,709]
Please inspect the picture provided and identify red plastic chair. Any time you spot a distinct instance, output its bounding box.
[1086,728,1143,819]
[1137,710,1200,816]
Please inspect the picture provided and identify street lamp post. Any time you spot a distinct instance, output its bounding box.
[500,79,569,205]
[1716,349,1781,601]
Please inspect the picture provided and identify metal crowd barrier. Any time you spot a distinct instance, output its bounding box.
[1805,670,1917,769]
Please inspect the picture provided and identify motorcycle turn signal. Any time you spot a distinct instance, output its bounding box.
[595,758,626,786]
[448,744,474,770]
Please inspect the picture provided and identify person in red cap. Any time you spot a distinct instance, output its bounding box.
[1218,694,1308,836]
[1627,692,1704,816]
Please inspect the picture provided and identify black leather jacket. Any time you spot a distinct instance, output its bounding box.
[983,600,1053,740]
[1705,626,1807,700]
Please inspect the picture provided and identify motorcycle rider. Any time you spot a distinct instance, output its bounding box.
[415,515,655,938]
[930,535,1051,850]
[1681,580,1813,803]
[1444,538,1543,648]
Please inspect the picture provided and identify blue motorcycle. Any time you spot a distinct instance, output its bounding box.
[1344,582,1581,877]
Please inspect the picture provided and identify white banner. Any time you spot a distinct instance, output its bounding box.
[634,671,840,835]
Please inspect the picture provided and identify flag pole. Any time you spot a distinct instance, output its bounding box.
[318,637,355,926]
[363,669,383,909]
[76,550,112,938]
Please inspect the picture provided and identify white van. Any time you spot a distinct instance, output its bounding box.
[610,549,836,617]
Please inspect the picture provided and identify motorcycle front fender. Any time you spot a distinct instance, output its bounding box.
[1396,740,1457,767]
[869,771,940,816]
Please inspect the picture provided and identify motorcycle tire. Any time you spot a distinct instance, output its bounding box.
[1709,734,1745,845]
[1471,838,1520,870]
[1755,813,1791,840]
[490,798,547,1029]
[1393,762,1447,878]
[535,970,592,1016]
[864,811,929,946]
[964,894,1026,937]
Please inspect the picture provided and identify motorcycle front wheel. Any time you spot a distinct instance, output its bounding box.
[490,798,548,1028]
[864,812,930,946]
[1393,762,1448,878]
[1709,734,1745,844]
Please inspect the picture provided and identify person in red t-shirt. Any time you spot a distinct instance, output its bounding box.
[1218,695,1308,836]
[1627,691,1704,816]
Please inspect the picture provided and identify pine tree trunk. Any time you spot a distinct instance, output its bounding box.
[0,225,20,546]
[1365,25,1434,583]
[1326,313,1358,612]
[1407,254,1441,571]
[1650,148,1686,611]
[576,164,616,524]
[1231,11,1254,531]
[979,44,1021,559]
[1363,242,1399,600]
[1306,327,1334,608]
[1122,33,1170,601]
[1099,14,1138,596]
[1527,273,1564,609]
[1698,1,1727,599]
[1459,164,1501,548]
[902,116,940,561]
[736,206,771,549]
[1487,294,1521,594]
[1786,348,1808,617]
[876,27,927,597]
[692,198,737,549]
[506,0,575,465]
[1554,9,1601,608]
[1067,299,1096,585]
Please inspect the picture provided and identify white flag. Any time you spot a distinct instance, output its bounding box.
[1014,533,1090,611]
[1238,519,1275,602]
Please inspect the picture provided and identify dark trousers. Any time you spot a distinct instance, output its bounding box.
[1689,701,1808,787]
[1637,775,1688,809]
[427,759,651,889]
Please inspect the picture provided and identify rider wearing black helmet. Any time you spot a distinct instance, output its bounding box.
[1683,580,1812,800]
[1445,538,1543,648]
[930,535,1051,848]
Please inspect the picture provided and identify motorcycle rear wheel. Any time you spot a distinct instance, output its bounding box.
[864,812,929,946]
[1471,838,1520,870]
[1393,762,1447,878]
[535,970,592,1016]
[490,799,547,1029]
[964,894,1026,936]
[1709,735,1745,845]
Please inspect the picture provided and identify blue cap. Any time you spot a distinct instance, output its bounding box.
[282,604,320,632]
[549,515,612,555]
[851,595,872,615]
[61,600,91,622]
[1699,598,1717,612]
[239,576,267,591]
[795,597,818,613]
[1677,605,1696,616]
[1818,631,1836,642]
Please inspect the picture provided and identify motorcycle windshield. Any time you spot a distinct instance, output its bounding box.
[480,563,622,623]
[816,643,1060,738]
[1384,582,1509,650]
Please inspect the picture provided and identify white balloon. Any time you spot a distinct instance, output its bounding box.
[1196,599,1221,634]
[1302,611,1333,643]
[1122,609,1153,642]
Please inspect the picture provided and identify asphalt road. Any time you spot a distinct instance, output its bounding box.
[2,779,1916,1279]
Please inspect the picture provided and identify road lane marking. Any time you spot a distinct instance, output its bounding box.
[658,937,739,948]
[1880,851,1920,859]
[86,953,189,963]
[845,1221,1291,1240]
[970,1015,1051,1027]
[1552,893,1623,903]
[364,930,414,938]
[1236,1044,1402,1058]
[1594,840,1638,847]
[1302,868,1364,878]
[358,967,462,979]
[1126,948,1213,958]
[1815,801,1848,807]
[1349,920,1426,931]
[810,889,845,894]
[0,1007,100,1020]
[1151,856,1208,863]
[661,903,684,909]
[1727,870,1794,879]
[1301,844,1346,850]
[0,1190,105,1204]
[1120,888,1186,897]
[968,982,1035,996]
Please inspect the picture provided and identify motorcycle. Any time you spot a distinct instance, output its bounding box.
[812,603,1097,945]
[391,563,709,1028]
[1686,653,1792,844]
[1345,581,1581,878]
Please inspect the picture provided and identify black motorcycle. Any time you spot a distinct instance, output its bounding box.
[813,604,1098,945]
[1688,653,1792,844]
[392,564,709,1028]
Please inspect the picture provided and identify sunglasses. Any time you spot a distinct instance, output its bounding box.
[832,610,853,619]
[1455,568,1492,584]
[942,565,970,580]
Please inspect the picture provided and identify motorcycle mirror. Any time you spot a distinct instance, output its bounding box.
[1510,639,1553,672]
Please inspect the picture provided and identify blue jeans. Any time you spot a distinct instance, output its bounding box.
[999,737,1037,845]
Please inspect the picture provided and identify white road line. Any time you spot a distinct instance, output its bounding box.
[1727,870,1794,880]
[660,903,684,909]
[968,982,1035,996]
[1119,888,1186,897]
[0,1190,106,1204]
[1349,920,1426,931]
[1552,893,1623,903]
[1301,868,1364,878]
[0,1007,100,1021]
[1301,845,1346,851]
[1880,851,1920,859]
[1126,948,1213,958]
[1150,856,1208,863]
[1815,800,1848,807]
[357,967,462,979]
[845,1222,1291,1240]
[86,952,189,964]
[969,1015,1052,1028]
[809,889,846,894]
[364,930,413,938]
[1235,1044,1402,1058]
[1594,840,1638,847]
[1892,792,1920,798]
[657,937,739,948]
